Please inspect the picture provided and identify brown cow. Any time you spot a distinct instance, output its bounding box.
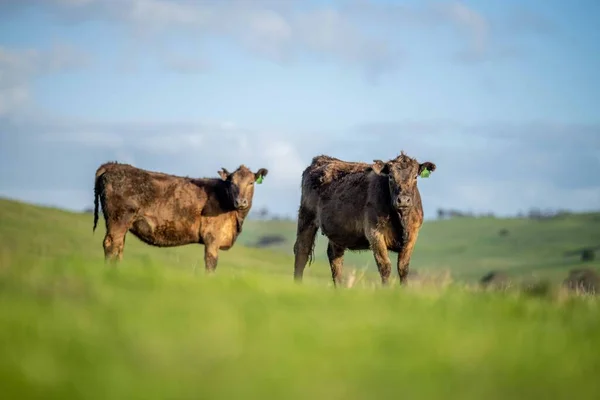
[92,162,268,271]
[293,152,436,286]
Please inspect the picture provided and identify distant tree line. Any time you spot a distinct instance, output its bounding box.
[248,207,294,222]
[252,206,579,222]
[521,208,573,220]
[436,209,494,219]
[84,205,584,222]
[436,207,576,221]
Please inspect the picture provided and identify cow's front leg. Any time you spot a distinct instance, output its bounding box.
[204,240,220,274]
[326,240,345,287]
[367,232,392,286]
[397,230,419,285]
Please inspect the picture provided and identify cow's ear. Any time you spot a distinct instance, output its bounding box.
[419,162,436,173]
[418,162,436,177]
[218,168,230,180]
[368,160,390,175]
[255,168,268,184]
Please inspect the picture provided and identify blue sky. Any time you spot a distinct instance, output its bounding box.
[0,0,599,219]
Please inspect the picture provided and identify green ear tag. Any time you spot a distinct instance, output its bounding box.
[256,175,264,184]
[420,169,430,178]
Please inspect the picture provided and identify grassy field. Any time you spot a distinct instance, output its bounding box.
[240,205,600,285]
[1,197,600,399]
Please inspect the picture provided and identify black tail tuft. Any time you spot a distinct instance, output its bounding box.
[93,171,103,233]
[93,186,99,233]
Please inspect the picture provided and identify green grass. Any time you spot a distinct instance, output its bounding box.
[240,206,600,284]
[1,197,600,399]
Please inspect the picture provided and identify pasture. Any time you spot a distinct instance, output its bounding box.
[1,197,600,399]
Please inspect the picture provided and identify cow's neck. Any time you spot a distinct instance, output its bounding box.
[215,181,237,211]
[394,208,414,246]
[233,208,250,237]
[215,181,251,238]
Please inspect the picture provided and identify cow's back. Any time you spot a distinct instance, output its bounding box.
[299,156,376,249]
[300,155,372,208]
[100,163,166,207]
[99,163,213,217]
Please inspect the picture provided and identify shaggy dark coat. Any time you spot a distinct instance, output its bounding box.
[293,152,436,286]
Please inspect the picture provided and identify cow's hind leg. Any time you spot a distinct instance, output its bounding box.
[293,205,318,282]
[102,205,136,263]
[203,235,220,274]
[103,222,130,263]
[327,241,345,287]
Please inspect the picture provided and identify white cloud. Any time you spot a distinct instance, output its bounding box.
[0,85,29,116]
[4,0,551,80]
[436,1,490,59]
[241,9,293,61]
[161,55,210,74]
[0,2,586,217]
[56,0,95,5]
[2,115,599,218]
[261,139,306,184]
[0,44,89,116]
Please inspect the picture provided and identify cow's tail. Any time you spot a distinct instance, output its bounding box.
[296,170,319,267]
[93,166,107,233]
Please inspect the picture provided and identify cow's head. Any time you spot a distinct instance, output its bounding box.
[218,165,268,210]
[368,152,436,211]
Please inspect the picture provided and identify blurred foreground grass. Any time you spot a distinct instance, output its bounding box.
[1,198,600,399]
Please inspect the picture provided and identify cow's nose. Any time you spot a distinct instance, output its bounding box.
[235,198,248,208]
[398,195,412,207]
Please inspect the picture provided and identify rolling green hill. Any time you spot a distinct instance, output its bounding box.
[1,197,599,285]
[1,197,600,399]
[240,209,600,284]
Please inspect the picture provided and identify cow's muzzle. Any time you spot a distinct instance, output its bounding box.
[394,195,413,210]
[234,198,249,210]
